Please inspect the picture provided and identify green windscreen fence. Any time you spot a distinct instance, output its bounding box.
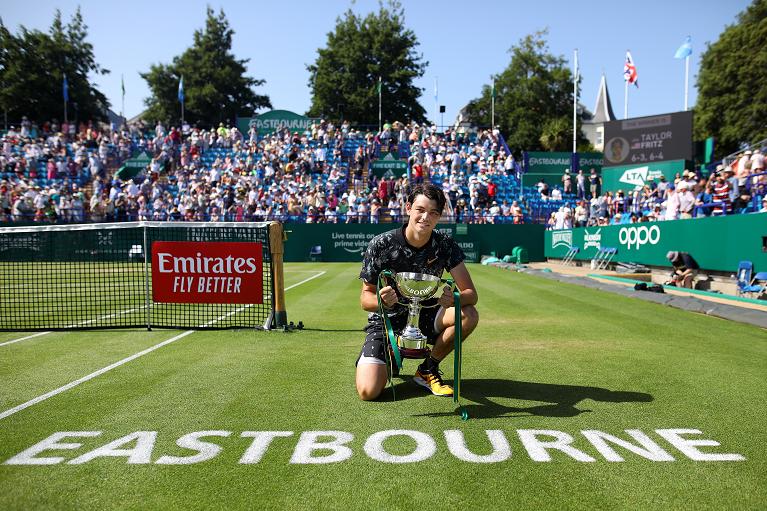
[0,222,276,331]
[544,213,767,272]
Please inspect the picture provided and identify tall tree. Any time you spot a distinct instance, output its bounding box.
[464,31,588,153]
[695,0,767,157]
[141,7,271,126]
[0,8,110,123]
[307,1,427,124]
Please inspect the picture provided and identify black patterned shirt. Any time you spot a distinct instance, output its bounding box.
[360,224,465,320]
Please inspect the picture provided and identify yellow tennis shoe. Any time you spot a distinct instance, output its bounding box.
[414,368,453,397]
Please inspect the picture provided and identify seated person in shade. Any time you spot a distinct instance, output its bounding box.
[665,251,699,289]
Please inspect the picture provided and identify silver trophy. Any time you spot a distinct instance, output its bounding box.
[394,272,442,358]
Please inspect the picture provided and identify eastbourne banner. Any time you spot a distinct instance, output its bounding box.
[152,242,263,304]
[236,110,319,135]
[603,111,693,166]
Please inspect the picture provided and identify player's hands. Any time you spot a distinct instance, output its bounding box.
[379,286,397,309]
[438,285,454,308]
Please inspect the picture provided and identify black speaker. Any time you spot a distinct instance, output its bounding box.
[439,105,446,113]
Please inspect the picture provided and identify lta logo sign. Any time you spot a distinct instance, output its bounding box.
[619,225,661,250]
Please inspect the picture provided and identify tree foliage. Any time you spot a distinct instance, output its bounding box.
[141,7,271,126]
[0,8,109,122]
[464,31,588,153]
[307,1,427,124]
[695,0,767,156]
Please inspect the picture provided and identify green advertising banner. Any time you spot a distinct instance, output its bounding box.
[522,152,604,187]
[369,153,408,178]
[236,110,318,135]
[601,159,689,193]
[544,213,767,272]
[115,152,152,180]
[283,223,545,263]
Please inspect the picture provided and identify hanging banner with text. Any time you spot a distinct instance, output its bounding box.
[152,242,263,304]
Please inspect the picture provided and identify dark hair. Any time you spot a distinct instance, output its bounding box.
[407,183,446,214]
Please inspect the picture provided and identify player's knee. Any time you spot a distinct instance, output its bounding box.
[462,305,479,329]
[357,384,383,401]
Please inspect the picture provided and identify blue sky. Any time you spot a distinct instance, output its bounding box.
[2,0,750,125]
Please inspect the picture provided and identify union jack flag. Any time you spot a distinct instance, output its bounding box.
[624,51,638,88]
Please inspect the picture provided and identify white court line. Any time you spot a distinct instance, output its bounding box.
[198,271,327,328]
[0,331,52,348]
[0,270,327,421]
[0,306,145,348]
[0,330,196,421]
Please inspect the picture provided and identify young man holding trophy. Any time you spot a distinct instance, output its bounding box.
[356,183,479,400]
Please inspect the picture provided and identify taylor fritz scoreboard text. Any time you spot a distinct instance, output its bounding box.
[151,242,263,304]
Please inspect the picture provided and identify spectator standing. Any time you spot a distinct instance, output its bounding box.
[576,169,586,199]
[562,169,572,194]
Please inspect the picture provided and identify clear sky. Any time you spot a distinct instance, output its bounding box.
[2,0,751,125]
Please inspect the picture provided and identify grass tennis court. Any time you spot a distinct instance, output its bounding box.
[1,263,765,510]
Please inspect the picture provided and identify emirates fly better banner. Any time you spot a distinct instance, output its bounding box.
[152,242,263,304]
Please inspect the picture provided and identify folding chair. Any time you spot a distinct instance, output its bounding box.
[736,261,765,297]
[308,245,322,262]
[562,246,579,266]
[597,247,617,270]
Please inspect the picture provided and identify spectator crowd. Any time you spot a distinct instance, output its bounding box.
[1,116,765,227]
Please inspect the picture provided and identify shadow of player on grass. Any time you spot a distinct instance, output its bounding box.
[395,378,652,419]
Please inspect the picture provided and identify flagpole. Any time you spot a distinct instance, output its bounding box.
[573,49,578,154]
[684,54,690,111]
[121,74,125,122]
[624,78,628,119]
[491,79,495,130]
[63,74,68,124]
[378,76,382,133]
[434,76,438,130]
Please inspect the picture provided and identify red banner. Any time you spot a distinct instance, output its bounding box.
[152,242,263,304]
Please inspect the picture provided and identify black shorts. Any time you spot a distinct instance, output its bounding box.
[355,306,443,366]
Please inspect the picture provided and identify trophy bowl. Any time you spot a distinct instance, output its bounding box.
[394,272,442,359]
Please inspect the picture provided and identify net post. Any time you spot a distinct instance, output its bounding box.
[269,221,287,328]
[143,224,152,331]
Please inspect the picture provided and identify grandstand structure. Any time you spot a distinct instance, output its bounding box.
[1,117,765,229]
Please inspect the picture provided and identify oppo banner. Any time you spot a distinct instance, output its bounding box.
[543,213,767,272]
[151,242,263,304]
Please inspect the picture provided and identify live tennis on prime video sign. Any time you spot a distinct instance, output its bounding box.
[151,241,263,304]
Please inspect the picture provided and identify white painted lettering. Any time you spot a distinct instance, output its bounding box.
[444,430,511,463]
[3,431,101,465]
[155,431,231,465]
[364,430,436,463]
[68,431,157,464]
[239,431,294,464]
[518,430,596,462]
[582,430,674,462]
[655,429,745,461]
[289,431,353,464]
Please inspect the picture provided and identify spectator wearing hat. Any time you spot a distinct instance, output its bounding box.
[678,182,695,219]
[759,197,767,213]
[665,251,699,289]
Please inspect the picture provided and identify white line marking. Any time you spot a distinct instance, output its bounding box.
[0,270,327,420]
[0,306,145,348]
[0,331,52,347]
[286,271,326,291]
[0,330,195,421]
[198,271,326,328]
